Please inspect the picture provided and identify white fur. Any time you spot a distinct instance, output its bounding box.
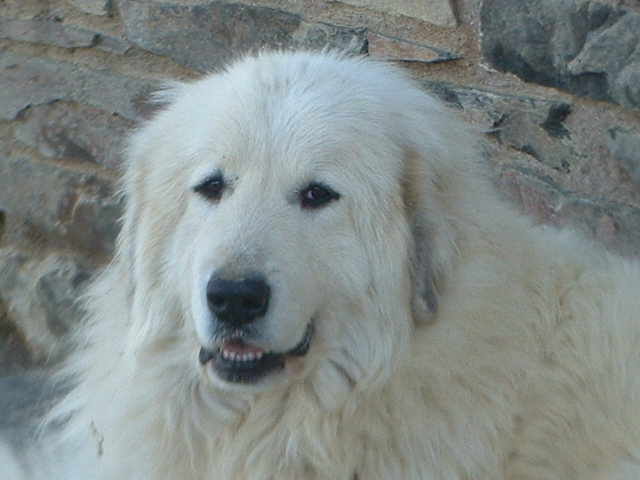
[5,51,640,479]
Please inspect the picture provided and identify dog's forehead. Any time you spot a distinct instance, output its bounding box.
[181,56,406,184]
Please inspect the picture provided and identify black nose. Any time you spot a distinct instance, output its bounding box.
[206,276,270,326]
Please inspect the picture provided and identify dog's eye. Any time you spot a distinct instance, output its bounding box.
[194,173,225,201]
[300,183,340,209]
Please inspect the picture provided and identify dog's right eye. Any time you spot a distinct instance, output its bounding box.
[194,174,225,201]
[300,182,340,209]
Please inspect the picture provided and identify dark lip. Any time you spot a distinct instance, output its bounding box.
[199,323,313,384]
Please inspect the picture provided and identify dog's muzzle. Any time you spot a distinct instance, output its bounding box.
[199,274,313,383]
[199,323,313,384]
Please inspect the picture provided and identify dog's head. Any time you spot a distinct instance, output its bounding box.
[117,51,475,404]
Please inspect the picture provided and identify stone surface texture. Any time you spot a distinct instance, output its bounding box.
[482,0,640,111]
[333,0,457,27]
[0,0,639,370]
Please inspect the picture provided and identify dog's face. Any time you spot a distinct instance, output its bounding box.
[121,52,458,401]
[187,141,382,390]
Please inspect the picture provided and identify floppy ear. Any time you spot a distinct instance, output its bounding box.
[402,148,453,325]
[114,81,188,288]
[107,81,190,335]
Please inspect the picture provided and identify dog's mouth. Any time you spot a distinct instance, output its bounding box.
[199,323,313,384]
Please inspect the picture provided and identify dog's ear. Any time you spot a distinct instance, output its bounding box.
[112,82,190,321]
[402,148,453,325]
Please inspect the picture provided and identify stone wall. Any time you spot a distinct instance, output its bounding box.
[1,0,639,371]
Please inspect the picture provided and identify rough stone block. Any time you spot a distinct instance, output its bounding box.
[119,1,367,72]
[608,128,640,186]
[333,0,456,26]
[612,60,640,112]
[422,80,640,258]
[423,81,580,173]
[567,11,640,110]
[0,156,121,259]
[481,0,640,111]
[66,0,113,16]
[367,32,459,62]
[0,18,132,55]
[14,102,131,174]
[0,298,31,371]
[497,167,640,258]
[0,20,100,48]
[0,250,92,361]
[0,54,156,121]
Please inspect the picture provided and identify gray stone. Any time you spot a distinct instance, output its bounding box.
[14,102,131,174]
[0,298,32,372]
[481,0,590,82]
[0,20,100,48]
[94,34,132,55]
[421,81,640,258]
[118,1,367,72]
[0,250,92,361]
[0,53,156,121]
[608,127,640,186]
[422,81,580,173]
[66,0,113,16]
[485,101,576,174]
[498,167,640,258]
[568,11,640,110]
[332,0,456,27]
[612,60,640,111]
[0,210,5,243]
[292,22,367,54]
[0,8,130,53]
[0,156,121,259]
[367,32,459,62]
[0,370,54,443]
[568,12,640,77]
[481,0,640,110]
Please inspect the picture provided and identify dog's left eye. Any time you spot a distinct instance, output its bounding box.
[300,183,340,209]
[194,173,225,201]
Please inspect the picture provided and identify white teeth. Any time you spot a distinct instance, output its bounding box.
[220,349,264,362]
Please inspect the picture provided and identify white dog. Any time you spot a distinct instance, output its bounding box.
[3,50,640,479]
